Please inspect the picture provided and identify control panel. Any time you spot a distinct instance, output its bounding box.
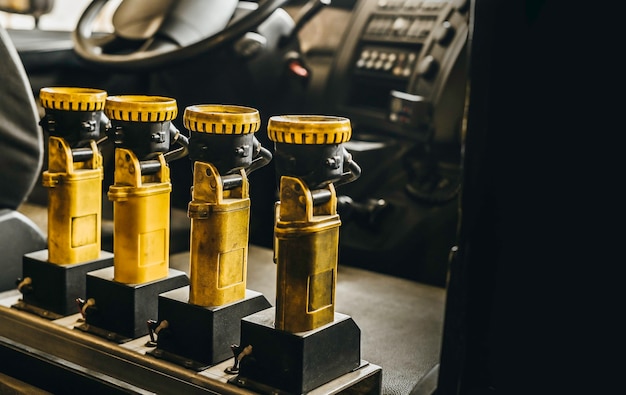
[324,0,469,142]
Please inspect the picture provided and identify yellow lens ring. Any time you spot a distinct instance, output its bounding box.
[267,115,351,144]
[183,104,260,135]
[39,87,107,111]
[105,95,178,122]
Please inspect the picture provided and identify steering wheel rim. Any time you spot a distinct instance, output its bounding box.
[73,0,289,70]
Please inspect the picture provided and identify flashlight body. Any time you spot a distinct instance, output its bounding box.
[188,162,250,306]
[183,104,266,306]
[108,148,171,284]
[274,176,340,333]
[43,136,103,264]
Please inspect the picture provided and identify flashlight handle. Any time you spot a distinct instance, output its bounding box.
[246,142,272,175]
[334,150,361,188]
[94,113,111,146]
[163,124,189,163]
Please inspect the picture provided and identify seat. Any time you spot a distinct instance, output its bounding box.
[0,25,43,210]
[0,25,47,291]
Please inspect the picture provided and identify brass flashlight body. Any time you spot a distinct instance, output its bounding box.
[187,162,250,306]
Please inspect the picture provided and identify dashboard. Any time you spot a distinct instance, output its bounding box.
[322,0,469,143]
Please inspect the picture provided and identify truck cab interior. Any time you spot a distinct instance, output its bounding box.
[0,1,610,394]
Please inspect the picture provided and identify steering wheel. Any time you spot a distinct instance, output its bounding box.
[73,0,289,70]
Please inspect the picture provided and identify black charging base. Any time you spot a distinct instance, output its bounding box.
[13,249,113,318]
[75,266,188,342]
[231,307,361,394]
[146,286,271,370]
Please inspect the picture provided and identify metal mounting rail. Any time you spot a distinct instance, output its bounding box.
[0,290,382,394]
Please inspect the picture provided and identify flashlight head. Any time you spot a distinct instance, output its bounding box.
[39,87,107,144]
[267,115,352,189]
[104,95,177,159]
[184,104,261,174]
